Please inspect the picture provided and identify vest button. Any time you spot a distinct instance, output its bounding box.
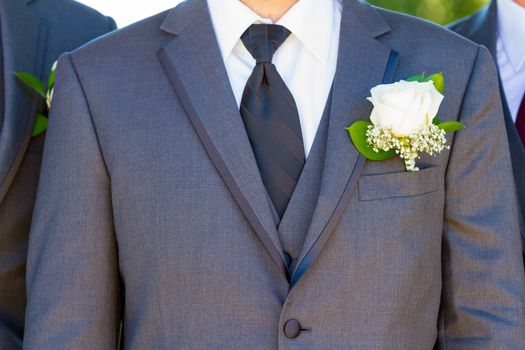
[284,319,302,339]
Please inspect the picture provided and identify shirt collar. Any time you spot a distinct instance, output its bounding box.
[207,0,338,63]
[497,0,525,71]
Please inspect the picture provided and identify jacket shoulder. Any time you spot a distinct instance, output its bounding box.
[366,4,488,96]
[28,0,116,33]
[373,5,480,57]
[69,10,170,68]
[447,5,489,35]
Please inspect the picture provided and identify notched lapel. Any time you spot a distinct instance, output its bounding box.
[291,0,399,287]
[0,0,48,202]
[157,0,288,279]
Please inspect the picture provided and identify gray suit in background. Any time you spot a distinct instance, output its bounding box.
[450,0,525,257]
[24,0,525,348]
[0,0,115,348]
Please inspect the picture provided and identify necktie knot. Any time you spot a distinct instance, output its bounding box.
[241,24,292,64]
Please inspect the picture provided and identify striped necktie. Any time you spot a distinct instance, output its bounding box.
[239,24,305,218]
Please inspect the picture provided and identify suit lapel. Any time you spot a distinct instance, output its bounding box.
[0,0,48,202]
[290,0,398,287]
[157,0,288,279]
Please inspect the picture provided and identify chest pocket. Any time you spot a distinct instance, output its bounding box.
[358,166,440,201]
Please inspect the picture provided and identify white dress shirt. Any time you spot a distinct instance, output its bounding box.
[206,0,342,157]
[497,0,525,122]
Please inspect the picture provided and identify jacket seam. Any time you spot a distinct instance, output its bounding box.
[66,53,112,182]
[441,44,481,350]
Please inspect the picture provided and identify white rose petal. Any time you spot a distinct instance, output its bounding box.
[367,80,444,137]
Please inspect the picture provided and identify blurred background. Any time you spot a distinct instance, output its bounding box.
[76,0,182,27]
[76,0,491,28]
[368,0,489,24]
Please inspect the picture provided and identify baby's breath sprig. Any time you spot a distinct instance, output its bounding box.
[366,124,448,171]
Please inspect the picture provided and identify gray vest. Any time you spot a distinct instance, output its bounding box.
[269,91,332,265]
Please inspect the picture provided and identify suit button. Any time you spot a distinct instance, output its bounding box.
[284,319,302,339]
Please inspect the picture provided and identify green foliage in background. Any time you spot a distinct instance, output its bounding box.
[367,0,490,24]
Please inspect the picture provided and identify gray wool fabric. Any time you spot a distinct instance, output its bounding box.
[275,91,331,264]
[24,0,525,349]
[449,0,525,257]
[0,0,115,348]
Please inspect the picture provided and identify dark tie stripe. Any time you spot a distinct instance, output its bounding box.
[243,111,305,180]
[262,65,301,111]
[258,154,298,194]
[240,24,305,217]
[240,104,305,164]
[256,155,299,215]
[242,73,300,136]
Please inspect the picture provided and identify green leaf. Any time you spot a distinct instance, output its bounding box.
[406,73,427,83]
[427,72,445,94]
[432,116,440,125]
[406,72,445,94]
[32,114,48,137]
[47,69,56,90]
[14,72,46,98]
[438,121,464,133]
[346,121,396,161]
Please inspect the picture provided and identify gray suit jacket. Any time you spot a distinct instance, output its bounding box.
[449,1,525,255]
[0,0,115,348]
[24,0,525,349]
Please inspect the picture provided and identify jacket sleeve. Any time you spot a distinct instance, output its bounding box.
[437,46,525,349]
[23,53,121,349]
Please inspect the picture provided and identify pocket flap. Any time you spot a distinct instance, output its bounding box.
[358,166,440,201]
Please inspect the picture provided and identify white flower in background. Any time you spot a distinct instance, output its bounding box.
[45,88,54,110]
[45,60,58,110]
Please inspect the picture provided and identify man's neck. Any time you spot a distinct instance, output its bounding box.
[515,0,525,8]
[240,0,298,22]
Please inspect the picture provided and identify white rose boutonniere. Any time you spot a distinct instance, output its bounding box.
[347,72,464,171]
